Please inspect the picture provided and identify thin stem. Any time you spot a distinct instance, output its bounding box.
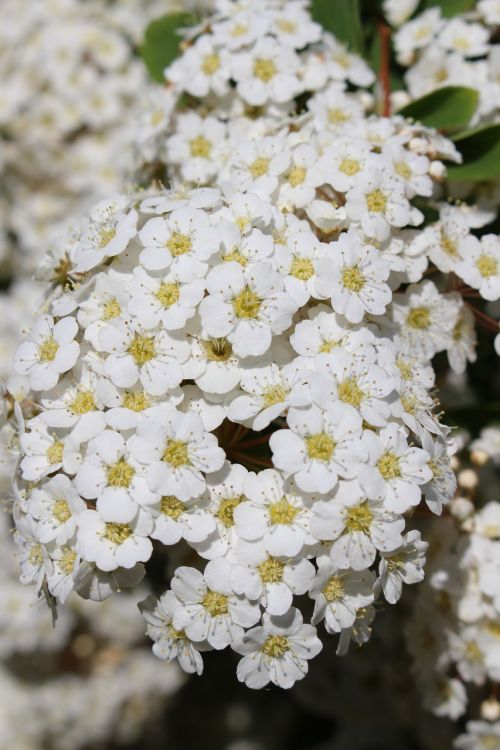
[378,20,392,117]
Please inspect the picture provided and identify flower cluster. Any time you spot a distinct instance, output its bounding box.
[10,0,500,693]
[392,2,500,125]
[407,433,500,745]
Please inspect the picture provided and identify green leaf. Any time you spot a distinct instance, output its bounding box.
[311,0,364,54]
[397,86,478,131]
[418,0,476,17]
[447,124,500,182]
[140,13,195,83]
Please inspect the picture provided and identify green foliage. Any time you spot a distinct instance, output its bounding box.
[311,0,364,54]
[397,86,478,131]
[140,13,195,83]
[447,124,500,182]
[418,0,476,17]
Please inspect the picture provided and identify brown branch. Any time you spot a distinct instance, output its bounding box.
[378,20,392,118]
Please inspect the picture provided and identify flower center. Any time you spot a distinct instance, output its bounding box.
[102,297,121,320]
[441,235,458,257]
[163,439,190,468]
[323,575,344,602]
[262,384,289,407]
[269,497,301,525]
[261,634,289,658]
[386,553,404,572]
[223,249,248,266]
[249,157,270,178]
[290,256,314,280]
[202,337,233,362]
[231,23,248,37]
[106,458,135,488]
[69,389,96,415]
[253,58,277,82]
[378,451,401,479]
[328,107,348,124]
[53,498,71,523]
[29,544,44,566]
[189,136,212,158]
[305,432,335,461]
[201,53,220,75]
[98,227,116,248]
[167,232,192,256]
[339,158,360,176]
[338,377,364,407]
[216,495,245,528]
[160,495,186,519]
[232,286,262,319]
[156,281,180,308]
[167,622,188,641]
[319,338,336,353]
[277,19,296,33]
[342,265,365,292]
[366,189,387,212]
[202,590,229,616]
[258,557,285,583]
[406,306,430,330]
[59,547,77,575]
[396,357,413,380]
[122,391,150,411]
[476,254,497,278]
[344,501,373,534]
[38,336,59,362]
[128,334,156,365]
[47,441,64,465]
[104,522,133,544]
[287,166,306,187]
[395,161,412,180]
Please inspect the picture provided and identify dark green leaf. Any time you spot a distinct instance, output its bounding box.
[397,86,478,131]
[447,124,500,182]
[140,13,195,83]
[418,0,476,17]
[311,0,364,54]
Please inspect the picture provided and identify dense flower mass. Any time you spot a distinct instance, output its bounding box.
[6,0,500,705]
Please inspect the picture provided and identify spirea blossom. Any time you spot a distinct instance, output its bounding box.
[11,0,500,695]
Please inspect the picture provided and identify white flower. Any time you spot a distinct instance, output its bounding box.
[309,557,375,633]
[199,261,297,357]
[166,112,227,183]
[73,194,138,273]
[227,362,310,431]
[315,231,391,323]
[76,508,153,572]
[377,530,427,604]
[310,348,396,427]
[437,19,490,58]
[278,143,318,210]
[232,540,315,616]
[128,266,204,331]
[234,608,322,689]
[139,206,220,277]
[75,429,158,523]
[26,474,86,545]
[150,493,215,546]
[310,480,405,570]
[140,591,210,675]
[232,36,301,106]
[421,432,457,514]
[14,314,79,391]
[454,720,500,750]
[128,410,225,501]
[77,269,131,351]
[167,35,232,98]
[289,305,374,363]
[192,461,249,560]
[273,229,327,307]
[447,306,477,375]
[391,280,461,361]
[100,321,189,396]
[345,170,412,241]
[46,543,82,603]
[270,403,367,494]
[456,234,500,301]
[234,468,315,557]
[20,418,80,482]
[359,423,432,513]
[315,137,373,193]
[171,559,260,649]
